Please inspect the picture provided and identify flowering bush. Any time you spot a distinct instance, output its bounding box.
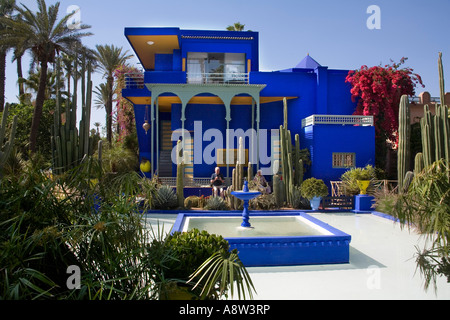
[113,65,140,142]
[346,58,424,147]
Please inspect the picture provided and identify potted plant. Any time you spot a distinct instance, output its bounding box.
[355,165,375,195]
[300,177,328,210]
[356,172,371,195]
[340,165,376,195]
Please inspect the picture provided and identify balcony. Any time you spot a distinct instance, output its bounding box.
[302,115,374,128]
[187,72,249,85]
[124,72,144,89]
[124,71,250,89]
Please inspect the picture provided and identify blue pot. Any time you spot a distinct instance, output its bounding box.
[310,196,322,210]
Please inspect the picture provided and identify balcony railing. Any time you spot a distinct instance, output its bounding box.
[302,115,374,128]
[124,72,250,88]
[158,176,232,187]
[124,72,144,89]
[187,72,249,84]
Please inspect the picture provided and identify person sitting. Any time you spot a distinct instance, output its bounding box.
[210,167,225,197]
[253,170,271,194]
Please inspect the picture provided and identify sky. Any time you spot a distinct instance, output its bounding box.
[4,0,450,131]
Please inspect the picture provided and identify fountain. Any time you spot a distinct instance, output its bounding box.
[231,179,260,228]
[170,138,351,267]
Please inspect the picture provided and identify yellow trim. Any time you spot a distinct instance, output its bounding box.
[124,96,297,112]
[182,58,186,72]
[247,59,251,72]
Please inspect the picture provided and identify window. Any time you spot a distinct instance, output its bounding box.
[332,153,355,168]
[187,52,246,84]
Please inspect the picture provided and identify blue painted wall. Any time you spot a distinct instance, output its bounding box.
[125,27,378,185]
[302,124,375,189]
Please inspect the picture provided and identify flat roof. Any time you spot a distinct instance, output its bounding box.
[125,27,258,70]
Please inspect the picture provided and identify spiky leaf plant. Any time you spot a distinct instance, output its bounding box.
[389,159,450,291]
[204,196,229,211]
[153,185,178,210]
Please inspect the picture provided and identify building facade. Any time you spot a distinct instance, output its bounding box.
[122,27,375,188]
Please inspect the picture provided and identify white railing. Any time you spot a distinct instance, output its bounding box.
[330,180,398,197]
[158,176,232,187]
[187,72,249,84]
[302,115,374,128]
[125,72,144,89]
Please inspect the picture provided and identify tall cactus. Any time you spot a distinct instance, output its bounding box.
[176,139,185,208]
[272,160,282,207]
[278,98,304,206]
[0,104,18,176]
[419,53,450,171]
[414,152,424,175]
[51,54,94,175]
[397,94,411,191]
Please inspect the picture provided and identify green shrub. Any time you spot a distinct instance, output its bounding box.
[155,229,255,300]
[163,229,230,280]
[300,177,328,200]
[340,165,376,196]
[97,142,138,174]
[386,160,450,291]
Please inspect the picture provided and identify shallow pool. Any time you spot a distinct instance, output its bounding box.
[172,212,352,267]
[183,216,332,238]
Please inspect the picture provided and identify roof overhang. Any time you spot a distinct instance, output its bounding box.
[124,95,297,112]
[125,27,180,70]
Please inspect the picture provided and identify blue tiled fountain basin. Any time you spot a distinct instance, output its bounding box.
[171,212,351,267]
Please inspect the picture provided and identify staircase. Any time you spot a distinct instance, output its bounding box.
[158,121,173,177]
[158,150,173,177]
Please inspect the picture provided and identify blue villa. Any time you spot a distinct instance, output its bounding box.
[122,27,375,193]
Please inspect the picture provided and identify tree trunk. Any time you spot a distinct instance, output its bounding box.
[67,71,71,100]
[29,59,48,154]
[0,50,6,112]
[16,53,24,98]
[106,75,113,144]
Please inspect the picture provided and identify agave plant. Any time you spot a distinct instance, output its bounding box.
[153,185,178,210]
[204,196,229,211]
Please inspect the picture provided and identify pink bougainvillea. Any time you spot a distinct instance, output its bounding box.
[113,65,140,142]
[346,57,424,147]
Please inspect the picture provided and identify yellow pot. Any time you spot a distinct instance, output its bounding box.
[140,160,151,173]
[357,180,370,195]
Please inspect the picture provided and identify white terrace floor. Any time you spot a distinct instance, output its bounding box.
[144,212,450,300]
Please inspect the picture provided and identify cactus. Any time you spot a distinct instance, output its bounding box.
[402,171,414,193]
[0,104,18,176]
[294,134,303,185]
[414,152,424,175]
[247,161,253,182]
[419,53,450,172]
[278,98,305,206]
[273,172,282,207]
[51,54,94,175]
[176,140,185,208]
[397,95,411,191]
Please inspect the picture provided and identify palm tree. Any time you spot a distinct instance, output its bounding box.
[226,22,245,31]
[93,122,101,136]
[19,66,67,101]
[0,0,16,112]
[94,44,132,144]
[0,0,92,153]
